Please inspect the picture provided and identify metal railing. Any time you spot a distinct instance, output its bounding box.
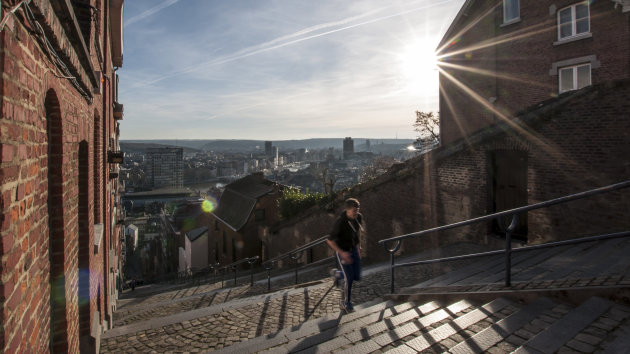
[378,180,630,293]
[216,256,260,287]
[147,234,333,292]
[262,235,335,292]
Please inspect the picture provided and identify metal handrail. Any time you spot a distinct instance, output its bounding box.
[262,235,332,292]
[217,256,260,287]
[379,180,630,246]
[378,179,630,293]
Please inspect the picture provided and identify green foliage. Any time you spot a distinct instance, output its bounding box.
[278,188,330,220]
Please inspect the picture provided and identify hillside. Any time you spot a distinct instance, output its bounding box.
[119,142,202,154]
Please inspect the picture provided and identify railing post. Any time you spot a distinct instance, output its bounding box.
[233,265,237,286]
[383,240,402,294]
[248,257,258,286]
[221,267,225,288]
[291,252,302,285]
[264,261,274,292]
[505,214,519,287]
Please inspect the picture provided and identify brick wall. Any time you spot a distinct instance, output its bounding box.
[0,1,121,352]
[439,0,630,144]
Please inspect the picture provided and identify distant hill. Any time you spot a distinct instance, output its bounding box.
[120,142,202,154]
[121,139,414,153]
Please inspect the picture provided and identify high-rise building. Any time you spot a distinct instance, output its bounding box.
[265,141,273,156]
[343,137,354,159]
[146,148,184,189]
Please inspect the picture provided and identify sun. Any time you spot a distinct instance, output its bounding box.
[397,38,439,96]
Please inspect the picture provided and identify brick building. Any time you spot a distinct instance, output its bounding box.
[438,0,630,145]
[0,0,125,353]
[197,173,283,266]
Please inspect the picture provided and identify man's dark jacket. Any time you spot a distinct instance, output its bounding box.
[328,211,363,252]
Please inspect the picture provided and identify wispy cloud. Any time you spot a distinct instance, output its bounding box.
[119,0,463,140]
[124,0,455,89]
[124,0,180,27]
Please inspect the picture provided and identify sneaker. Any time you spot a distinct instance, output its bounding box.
[340,300,349,313]
[341,301,353,313]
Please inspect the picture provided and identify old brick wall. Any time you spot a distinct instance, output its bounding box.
[439,0,630,144]
[524,80,630,243]
[0,0,120,352]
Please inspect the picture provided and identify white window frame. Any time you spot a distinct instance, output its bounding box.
[557,2,590,41]
[558,63,591,93]
[503,0,520,24]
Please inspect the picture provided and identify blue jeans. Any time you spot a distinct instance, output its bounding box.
[336,247,361,305]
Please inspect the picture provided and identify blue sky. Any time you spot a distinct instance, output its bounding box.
[119,0,464,140]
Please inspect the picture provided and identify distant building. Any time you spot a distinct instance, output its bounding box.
[198,172,283,265]
[343,137,354,159]
[297,148,307,161]
[366,139,371,151]
[146,148,184,189]
[265,141,273,156]
[180,227,209,272]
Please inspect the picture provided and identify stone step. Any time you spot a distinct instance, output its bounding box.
[332,300,474,354]
[602,322,630,353]
[261,297,521,354]
[447,297,557,354]
[512,296,611,354]
[216,292,630,354]
[385,297,514,353]
[280,300,451,354]
[213,298,402,354]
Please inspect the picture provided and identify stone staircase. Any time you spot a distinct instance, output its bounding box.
[214,294,630,353]
[210,237,630,353]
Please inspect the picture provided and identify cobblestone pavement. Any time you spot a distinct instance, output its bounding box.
[101,239,630,353]
[102,243,490,352]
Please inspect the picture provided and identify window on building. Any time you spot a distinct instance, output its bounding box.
[559,63,591,93]
[254,209,265,222]
[558,2,589,40]
[222,232,227,255]
[503,0,519,23]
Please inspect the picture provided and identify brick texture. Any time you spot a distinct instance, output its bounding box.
[0,1,123,353]
[438,0,630,145]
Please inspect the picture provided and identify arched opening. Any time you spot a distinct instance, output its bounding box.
[46,89,68,352]
[78,140,91,348]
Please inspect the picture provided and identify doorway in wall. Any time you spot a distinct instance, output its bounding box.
[490,150,528,240]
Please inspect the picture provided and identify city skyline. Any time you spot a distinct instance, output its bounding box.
[119,0,464,140]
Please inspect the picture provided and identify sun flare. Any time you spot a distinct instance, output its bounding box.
[398,38,439,95]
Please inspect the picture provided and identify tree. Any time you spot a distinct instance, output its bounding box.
[414,111,440,145]
[360,156,397,182]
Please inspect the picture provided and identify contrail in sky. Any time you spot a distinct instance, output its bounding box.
[125,0,180,27]
[125,0,454,89]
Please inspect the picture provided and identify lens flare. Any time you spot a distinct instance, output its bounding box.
[201,196,218,213]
